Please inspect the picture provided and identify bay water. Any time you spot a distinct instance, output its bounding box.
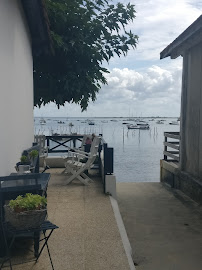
[34,117,179,182]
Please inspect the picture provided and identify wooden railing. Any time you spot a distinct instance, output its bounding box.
[164,132,180,162]
[46,135,83,153]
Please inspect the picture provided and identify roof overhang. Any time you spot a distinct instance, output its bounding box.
[160,15,202,60]
[21,0,53,56]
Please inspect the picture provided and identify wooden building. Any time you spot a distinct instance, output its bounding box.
[160,15,202,203]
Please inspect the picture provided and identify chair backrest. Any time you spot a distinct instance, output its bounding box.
[84,136,101,166]
[89,136,101,154]
[34,135,47,156]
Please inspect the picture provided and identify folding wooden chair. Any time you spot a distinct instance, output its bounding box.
[65,136,101,185]
[34,135,49,170]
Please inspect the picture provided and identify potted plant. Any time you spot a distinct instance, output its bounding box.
[4,193,47,229]
[15,155,31,173]
[29,150,39,166]
[20,155,30,165]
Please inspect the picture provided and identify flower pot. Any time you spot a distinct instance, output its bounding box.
[4,205,47,229]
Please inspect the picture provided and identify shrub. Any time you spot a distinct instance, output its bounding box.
[20,155,29,164]
[29,150,39,159]
[9,193,47,213]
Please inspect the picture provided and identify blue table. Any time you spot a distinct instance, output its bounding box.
[0,173,50,257]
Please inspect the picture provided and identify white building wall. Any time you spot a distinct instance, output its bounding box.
[0,0,34,176]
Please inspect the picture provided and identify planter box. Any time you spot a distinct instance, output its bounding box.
[4,205,47,230]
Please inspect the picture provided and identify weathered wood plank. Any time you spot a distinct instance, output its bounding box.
[169,151,180,154]
[164,142,180,150]
[164,132,180,139]
[163,151,179,161]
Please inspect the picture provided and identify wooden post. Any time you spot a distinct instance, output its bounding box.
[73,138,76,148]
[47,138,50,153]
[164,132,167,160]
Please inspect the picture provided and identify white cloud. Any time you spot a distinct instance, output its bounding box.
[34,64,182,117]
[34,0,202,117]
[108,0,202,67]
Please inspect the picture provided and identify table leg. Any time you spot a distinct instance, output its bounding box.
[34,232,40,257]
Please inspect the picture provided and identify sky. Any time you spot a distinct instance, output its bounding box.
[34,0,202,118]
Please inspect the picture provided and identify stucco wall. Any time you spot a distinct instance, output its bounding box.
[181,42,202,180]
[0,0,34,176]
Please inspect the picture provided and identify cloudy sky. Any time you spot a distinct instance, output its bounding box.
[34,0,202,117]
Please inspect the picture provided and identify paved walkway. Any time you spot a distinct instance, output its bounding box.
[117,182,202,270]
[2,169,131,270]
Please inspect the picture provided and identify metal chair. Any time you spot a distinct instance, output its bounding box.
[1,220,58,270]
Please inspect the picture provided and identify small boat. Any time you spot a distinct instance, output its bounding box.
[57,121,65,124]
[156,120,164,124]
[88,121,95,125]
[127,124,139,129]
[128,122,150,130]
[169,121,179,125]
[69,122,74,127]
[40,118,46,125]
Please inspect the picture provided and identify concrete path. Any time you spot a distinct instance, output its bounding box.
[2,169,131,270]
[117,182,202,270]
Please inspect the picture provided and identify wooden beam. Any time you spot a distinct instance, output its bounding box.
[164,142,180,150]
[164,132,180,139]
[163,151,179,161]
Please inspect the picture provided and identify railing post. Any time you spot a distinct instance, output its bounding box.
[73,138,76,148]
[98,143,102,177]
[103,143,114,193]
[47,138,50,153]
[164,132,167,160]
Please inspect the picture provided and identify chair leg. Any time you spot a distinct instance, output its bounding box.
[1,228,13,270]
[36,230,55,270]
[81,172,93,183]
[66,167,89,185]
[34,232,40,258]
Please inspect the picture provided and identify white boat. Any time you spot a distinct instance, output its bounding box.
[156,120,164,124]
[136,122,150,129]
[127,123,150,130]
[127,124,139,129]
[169,121,179,125]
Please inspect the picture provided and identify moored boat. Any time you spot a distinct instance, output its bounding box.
[169,121,179,125]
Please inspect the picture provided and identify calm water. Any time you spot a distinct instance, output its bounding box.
[34,117,179,183]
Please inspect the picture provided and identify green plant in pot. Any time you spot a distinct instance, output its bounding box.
[29,150,39,159]
[20,155,30,165]
[4,193,47,229]
[29,150,39,166]
[15,154,31,172]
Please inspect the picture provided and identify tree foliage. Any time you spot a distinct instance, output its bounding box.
[34,0,138,110]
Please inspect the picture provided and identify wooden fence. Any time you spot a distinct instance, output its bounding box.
[163,132,180,162]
